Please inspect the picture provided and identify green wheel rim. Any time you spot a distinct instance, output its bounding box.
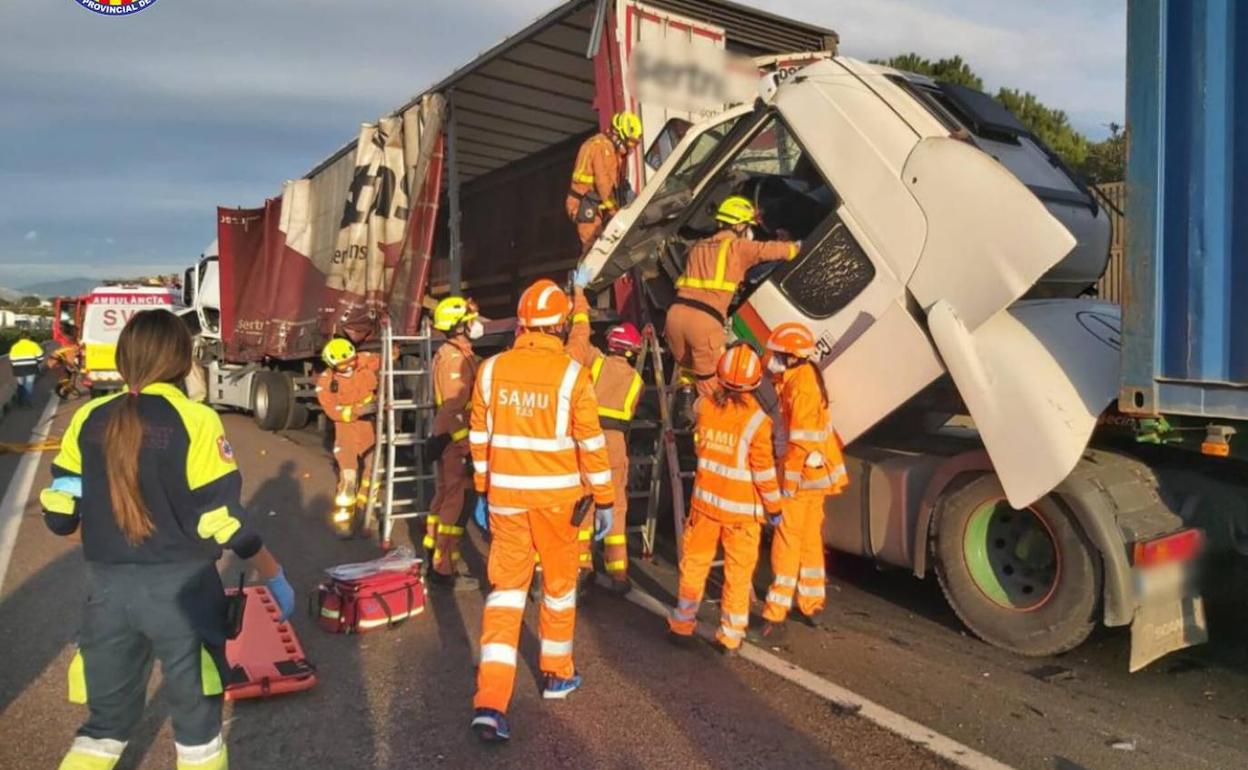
[962,499,1059,611]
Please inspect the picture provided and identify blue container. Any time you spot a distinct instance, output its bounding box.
[1120,0,1248,420]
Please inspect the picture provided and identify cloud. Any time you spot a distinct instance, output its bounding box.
[23,230,37,241]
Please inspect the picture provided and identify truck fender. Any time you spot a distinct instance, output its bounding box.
[912,449,1137,629]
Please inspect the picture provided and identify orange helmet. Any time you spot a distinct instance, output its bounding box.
[516,278,570,329]
[717,343,763,392]
[765,322,816,359]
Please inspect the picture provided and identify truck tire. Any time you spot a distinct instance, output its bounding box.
[933,474,1101,657]
[286,403,310,431]
[252,371,291,432]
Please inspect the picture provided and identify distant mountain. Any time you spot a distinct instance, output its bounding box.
[0,285,21,302]
[18,277,100,297]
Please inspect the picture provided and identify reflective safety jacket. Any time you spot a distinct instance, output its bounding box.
[432,336,477,442]
[39,382,263,564]
[778,363,848,497]
[471,331,614,511]
[8,337,45,378]
[676,231,799,319]
[316,352,380,424]
[568,133,623,214]
[691,394,781,520]
[567,293,644,432]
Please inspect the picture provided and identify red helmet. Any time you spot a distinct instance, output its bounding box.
[606,322,642,354]
[516,278,570,328]
[717,343,763,392]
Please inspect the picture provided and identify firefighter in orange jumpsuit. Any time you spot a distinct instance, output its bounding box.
[668,343,781,654]
[751,323,849,642]
[567,284,644,595]
[316,338,380,536]
[468,278,615,743]
[566,111,643,253]
[664,195,800,400]
[425,296,484,591]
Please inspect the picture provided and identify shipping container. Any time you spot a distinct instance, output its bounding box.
[1119,0,1248,421]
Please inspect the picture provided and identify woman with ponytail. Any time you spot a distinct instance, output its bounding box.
[40,309,293,770]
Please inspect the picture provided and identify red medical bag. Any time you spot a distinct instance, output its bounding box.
[315,566,425,634]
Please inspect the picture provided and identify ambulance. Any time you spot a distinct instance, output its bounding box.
[79,284,180,394]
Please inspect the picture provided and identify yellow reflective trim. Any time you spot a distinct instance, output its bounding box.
[68,650,87,704]
[422,536,435,548]
[54,393,124,476]
[604,534,627,546]
[605,560,628,572]
[675,239,737,292]
[577,529,592,541]
[196,506,242,545]
[590,356,604,384]
[200,647,223,696]
[787,243,799,260]
[579,553,592,562]
[599,371,644,421]
[41,489,77,516]
[158,387,238,490]
[176,745,229,770]
[571,312,590,325]
[437,525,465,535]
[572,172,595,184]
[450,427,470,441]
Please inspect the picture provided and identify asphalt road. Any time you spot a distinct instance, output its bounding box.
[2,376,1246,770]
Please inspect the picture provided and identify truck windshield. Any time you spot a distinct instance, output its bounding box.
[651,114,745,202]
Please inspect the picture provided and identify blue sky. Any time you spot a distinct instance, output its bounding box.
[0,0,1125,288]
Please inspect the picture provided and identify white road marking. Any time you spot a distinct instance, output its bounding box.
[0,394,61,593]
[607,576,1015,770]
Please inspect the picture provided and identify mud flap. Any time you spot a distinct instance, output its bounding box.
[1129,563,1209,671]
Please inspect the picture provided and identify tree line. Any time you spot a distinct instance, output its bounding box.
[873,54,1125,185]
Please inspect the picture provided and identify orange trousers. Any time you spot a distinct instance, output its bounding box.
[427,440,470,576]
[576,431,630,580]
[475,503,580,714]
[333,419,375,471]
[762,495,828,622]
[664,303,725,398]
[566,196,605,254]
[668,508,761,650]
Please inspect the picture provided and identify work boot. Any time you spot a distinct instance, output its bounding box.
[470,708,511,744]
[606,577,632,598]
[541,672,583,700]
[792,611,823,629]
[666,630,698,649]
[576,570,594,599]
[747,621,788,644]
[427,571,480,592]
[717,642,740,657]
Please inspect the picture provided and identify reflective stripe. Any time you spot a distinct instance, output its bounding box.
[479,356,496,433]
[486,590,528,610]
[753,467,776,483]
[801,476,834,490]
[64,736,126,768]
[573,171,595,184]
[577,528,592,541]
[774,574,798,587]
[737,409,767,467]
[676,239,738,293]
[469,430,489,445]
[579,553,591,562]
[196,506,241,545]
[555,360,581,437]
[604,534,628,546]
[723,611,748,627]
[68,649,87,704]
[590,356,604,383]
[698,457,751,481]
[450,427,470,441]
[541,639,574,656]
[785,471,804,484]
[718,625,745,640]
[489,472,582,490]
[790,429,829,442]
[605,559,628,573]
[480,643,517,667]
[800,567,826,579]
[490,434,575,452]
[672,605,698,621]
[585,469,611,486]
[200,646,223,696]
[797,584,826,598]
[693,487,761,516]
[175,735,226,767]
[571,312,590,325]
[437,524,465,535]
[488,504,526,515]
[544,589,577,612]
[473,461,488,474]
[766,590,794,608]
[578,434,606,452]
[760,489,781,505]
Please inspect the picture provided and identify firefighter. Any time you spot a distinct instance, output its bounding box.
[567,282,645,595]
[664,196,800,401]
[566,111,643,253]
[40,309,294,770]
[468,278,615,743]
[315,337,380,535]
[9,330,45,407]
[668,343,781,654]
[425,296,484,591]
[751,323,849,641]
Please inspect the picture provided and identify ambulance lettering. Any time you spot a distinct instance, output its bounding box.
[497,388,549,418]
[698,428,738,455]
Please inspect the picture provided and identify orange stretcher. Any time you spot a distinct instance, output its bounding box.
[223,586,318,700]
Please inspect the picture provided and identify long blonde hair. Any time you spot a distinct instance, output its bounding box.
[105,310,192,545]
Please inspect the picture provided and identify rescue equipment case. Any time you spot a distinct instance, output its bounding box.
[315,566,425,634]
[223,586,318,700]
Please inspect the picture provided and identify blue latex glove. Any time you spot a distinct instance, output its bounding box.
[594,505,613,542]
[266,568,296,622]
[766,512,783,528]
[474,497,490,536]
[572,263,594,289]
[51,475,83,498]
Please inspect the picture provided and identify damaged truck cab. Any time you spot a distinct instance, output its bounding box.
[585,57,1219,669]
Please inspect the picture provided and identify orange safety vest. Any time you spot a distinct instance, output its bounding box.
[691,394,781,519]
[589,354,643,432]
[470,331,614,511]
[778,364,848,497]
[432,337,477,442]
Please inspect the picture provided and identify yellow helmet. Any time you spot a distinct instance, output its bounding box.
[612,111,643,144]
[322,337,356,369]
[715,195,757,226]
[433,296,477,332]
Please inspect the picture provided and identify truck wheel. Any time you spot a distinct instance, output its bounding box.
[286,403,310,431]
[252,371,291,432]
[933,474,1101,657]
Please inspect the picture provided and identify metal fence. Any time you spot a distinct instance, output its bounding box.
[1094,181,1126,304]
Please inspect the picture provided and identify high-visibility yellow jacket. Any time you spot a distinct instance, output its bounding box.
[470,331,614,511]
[567,292,643,432]
[777,363,848,498]
[691,393,781,520]
[676,231,798,319]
